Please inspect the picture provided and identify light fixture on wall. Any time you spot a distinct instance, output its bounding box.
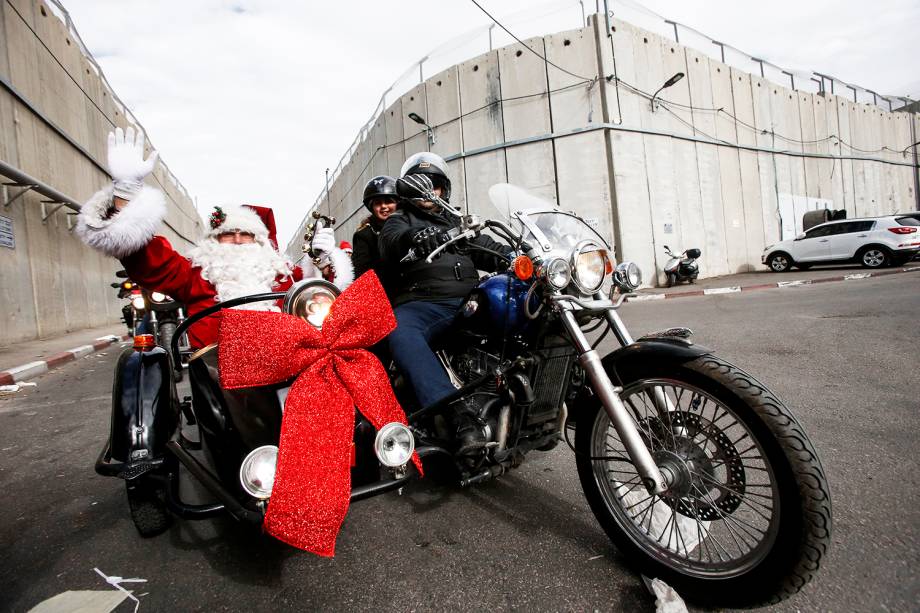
[650,72,685,112]
[408,112,436,148]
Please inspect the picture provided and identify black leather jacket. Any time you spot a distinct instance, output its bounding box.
[378,204,509,306]
[352,216,399,301]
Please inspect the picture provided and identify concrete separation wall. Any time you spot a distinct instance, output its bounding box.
[287,13,919,288]
[0,0,201,347]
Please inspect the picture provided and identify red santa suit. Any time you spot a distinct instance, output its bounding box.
[76,185,353,348]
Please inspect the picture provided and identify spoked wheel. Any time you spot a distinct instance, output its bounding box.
[575,355,831,607]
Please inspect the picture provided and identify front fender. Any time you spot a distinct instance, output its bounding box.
[600,338,711,386]
[109,346,179,464]
[569,338,711,424]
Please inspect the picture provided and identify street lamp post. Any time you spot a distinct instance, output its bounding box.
[650,72,685,112]
[408,112,436,148]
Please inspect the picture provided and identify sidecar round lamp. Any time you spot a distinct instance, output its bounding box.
[283,280,340,329]
[374,422,415,468]
[239,445,278,499]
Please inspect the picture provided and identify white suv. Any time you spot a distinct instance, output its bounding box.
[762,215,920,272]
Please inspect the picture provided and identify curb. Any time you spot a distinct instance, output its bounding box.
[627,265,920,302]
[0,334,132,386]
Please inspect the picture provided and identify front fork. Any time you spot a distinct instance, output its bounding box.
[559,307,669,495]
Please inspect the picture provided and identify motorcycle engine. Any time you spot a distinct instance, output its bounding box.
[450,347,500,392]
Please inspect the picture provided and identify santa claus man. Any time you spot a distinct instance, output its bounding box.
[77,127,353,348]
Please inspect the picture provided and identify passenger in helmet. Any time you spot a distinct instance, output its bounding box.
[379,152,512,455]
[352,175,399,301]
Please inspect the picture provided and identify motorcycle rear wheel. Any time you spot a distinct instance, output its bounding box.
[575,355,831,607]
[126,474,171,537]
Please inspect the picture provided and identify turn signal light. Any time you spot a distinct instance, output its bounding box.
[888,227,917,234]
[133,334,156,351]
[603,250,614,275]
[513,255,534,280]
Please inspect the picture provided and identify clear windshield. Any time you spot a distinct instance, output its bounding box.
[487,183,609,253]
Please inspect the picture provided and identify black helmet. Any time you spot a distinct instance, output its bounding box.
[399,152,451,203]
[362,175,398,211]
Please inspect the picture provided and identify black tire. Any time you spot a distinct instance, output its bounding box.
[857,246,890,269]
[126,475,171,537]
[666,273,677,288]
[574,355,831,607]
[766,252,793,272]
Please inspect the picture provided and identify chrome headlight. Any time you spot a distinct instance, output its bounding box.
[614,261,642,291]
[239,445,278,499]
[374,422,415,468]
[283,280,340,328]
[131,295,145,310]
[541,257,571,290]
[150,291,169,303]
[571,242,609,294]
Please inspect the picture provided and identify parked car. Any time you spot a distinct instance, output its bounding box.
[762,214,920,272]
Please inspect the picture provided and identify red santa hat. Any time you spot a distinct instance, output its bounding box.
[339,240,353,254]
[208,205,279,249]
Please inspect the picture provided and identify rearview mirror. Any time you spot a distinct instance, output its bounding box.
[794,233,806,241]
[115,269,129,278]
[110,283,121,288]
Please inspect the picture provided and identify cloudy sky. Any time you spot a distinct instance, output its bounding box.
[62,0,920,247]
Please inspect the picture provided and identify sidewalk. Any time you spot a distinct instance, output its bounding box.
[0,322,130,385]
[629,262,920,301]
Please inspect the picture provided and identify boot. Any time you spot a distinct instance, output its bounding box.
[449,397,487,457]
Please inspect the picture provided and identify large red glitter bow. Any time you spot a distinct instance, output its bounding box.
[218,272,422,556]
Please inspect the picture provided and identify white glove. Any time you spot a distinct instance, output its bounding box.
[107,126,158,199]
[310,227,336,258]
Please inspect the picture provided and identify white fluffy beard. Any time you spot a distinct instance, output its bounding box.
[188,240,292,311]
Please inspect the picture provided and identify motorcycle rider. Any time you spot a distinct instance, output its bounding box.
[351,175,400,301]
[77,127,353,348]
[378,152,511,453]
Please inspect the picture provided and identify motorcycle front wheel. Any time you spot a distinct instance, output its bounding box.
[126,474,172,537]
[575,355,831,607]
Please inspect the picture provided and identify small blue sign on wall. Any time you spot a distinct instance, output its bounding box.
[0,215,14,249]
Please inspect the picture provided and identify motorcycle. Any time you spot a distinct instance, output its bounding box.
[111,269,190,378]
[94,181,830,608]
[663,245,701,287]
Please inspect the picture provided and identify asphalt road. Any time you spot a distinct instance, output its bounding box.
[1,275,918,612]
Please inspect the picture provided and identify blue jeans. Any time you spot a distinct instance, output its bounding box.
[388,298,463,409]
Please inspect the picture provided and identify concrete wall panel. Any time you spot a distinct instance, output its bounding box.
[554,130,614,241]
[728,69,768,267]
[545,27,602,133]
[686,48,730,276]
[710,62,749,272]
[383,98,405,178]
[458,51,506,216]
[499,37,551,140]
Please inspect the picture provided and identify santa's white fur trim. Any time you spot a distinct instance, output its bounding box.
[208,205,269,244]
[76,185,166,258]
[327,247,354,291]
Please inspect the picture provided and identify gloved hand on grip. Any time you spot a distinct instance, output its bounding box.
[411,226,450,259]
[107,126,159,199]
[310,227,336,265]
